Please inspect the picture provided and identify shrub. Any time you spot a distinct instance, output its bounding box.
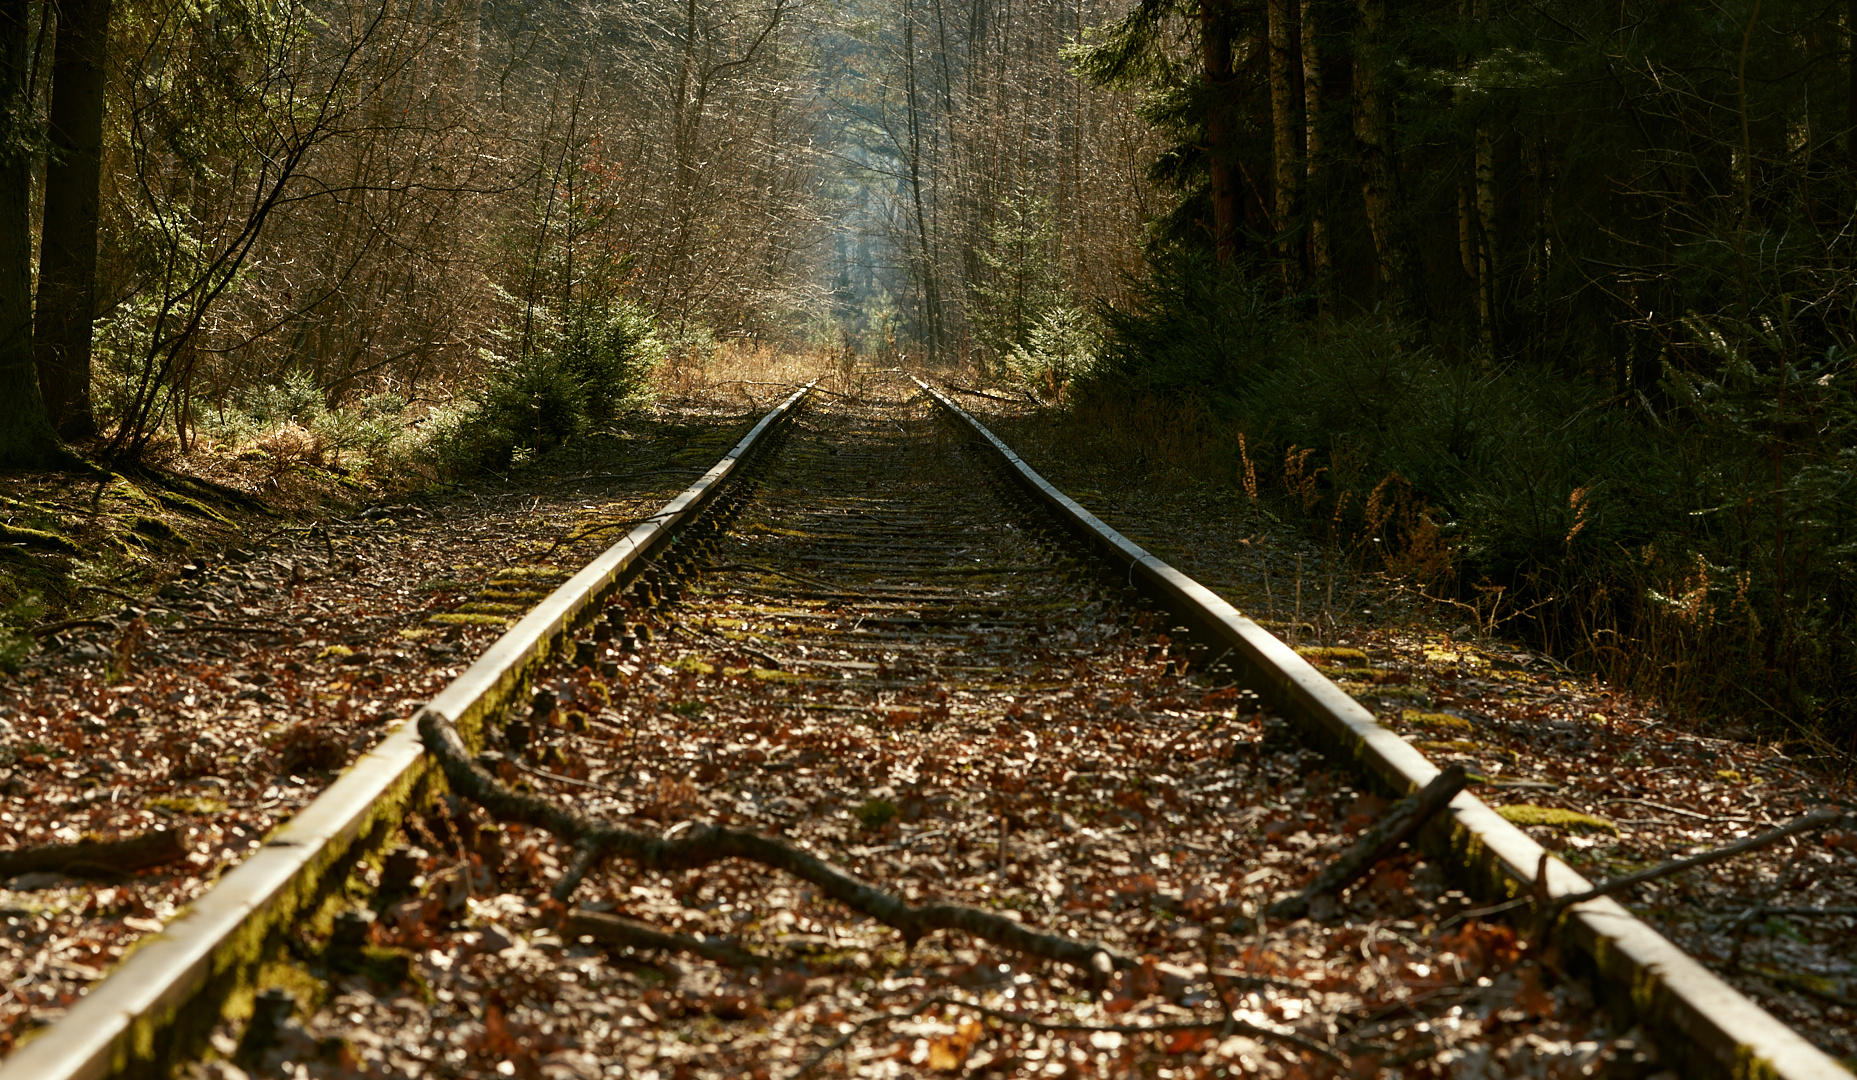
[427,301,665,475]
[1001,305,1102,401]
[559,300,666,423]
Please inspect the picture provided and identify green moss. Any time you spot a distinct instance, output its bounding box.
[316,645,354,662]
[472,588,548,603]
[1323,665,1381,682]
[1296,646,1368,664]
[1495,804,1619,836]
[147,795,228,815]
[416,577,474,592]
[1403,711,1473,731]
[1417,739,1484,755]
[428,613,512,627]
[453,601,531,615]
[854,798,899,830]
[490,565,566,581]
[670,657,716,675]
[126,516,187,550]
[0,523,84,557]
[151,489,233,524]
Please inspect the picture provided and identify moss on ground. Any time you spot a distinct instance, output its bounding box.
[1495,804,1619,836]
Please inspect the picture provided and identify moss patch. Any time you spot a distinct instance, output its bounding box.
[0,523,85,557]
[428,612,512,627]
[147,794,229,815]
[1417,739,1484,755]
[1496,804,1618,836]
[1296,646,1368,664]
[1403,710,1473,731]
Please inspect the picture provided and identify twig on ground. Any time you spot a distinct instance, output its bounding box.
[419,708,1129,974]
[564,908,767,968]
[28,617,115,637]
[1546,805,1848,917]
[1601,796,1764,825]
[1268,765,1467,921]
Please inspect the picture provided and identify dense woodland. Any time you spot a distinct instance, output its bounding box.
[2,0,1856,752]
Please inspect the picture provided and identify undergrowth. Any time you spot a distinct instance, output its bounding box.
[1053,257,1857,761]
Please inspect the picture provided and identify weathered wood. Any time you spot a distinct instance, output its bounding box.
[1268,764,1467,920]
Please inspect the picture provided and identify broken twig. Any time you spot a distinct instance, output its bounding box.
[1544,805,1847,917]
[564,909,767,968]
[1268,765,1467,920]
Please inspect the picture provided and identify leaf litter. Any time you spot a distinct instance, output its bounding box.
[194,375,1671,1079]
[978,390,1857,1066]
[0,416,761,1059]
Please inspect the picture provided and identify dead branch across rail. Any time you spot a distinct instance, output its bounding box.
[418,709,1129,976]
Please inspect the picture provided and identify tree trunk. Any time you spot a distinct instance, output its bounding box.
[1848,0,1856,179]
[1473,121,1497,357]
[1302,0,1331,310]
[1267,0,1302,285]
[34,0,111,439]
[903,0,942,358]
[0,0,69,468]
[1201,0,1238,263]
[1352,0,1419,322]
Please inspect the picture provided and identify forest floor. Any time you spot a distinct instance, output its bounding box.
[0,355,1848,1076]
[962,376,1857,1067]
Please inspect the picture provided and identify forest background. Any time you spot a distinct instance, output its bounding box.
[1,0,1855,758]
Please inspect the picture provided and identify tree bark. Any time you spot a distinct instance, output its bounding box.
[0,0,71,468]
[1848,0,1856,179]
[1201,0,1238,263]
[903,0,942,358]
[1267,0,1302,285]
[1302,0,1331,310]
[1473,120,1497,357]
[34,0,111,439]
[1352,0,1420,323]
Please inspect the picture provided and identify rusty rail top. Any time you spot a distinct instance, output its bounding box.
[0,383,816,1080]
[913,374,1847,1080]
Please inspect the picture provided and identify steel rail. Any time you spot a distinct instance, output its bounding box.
[0,382,816,1080]
[913,375,1847,1080]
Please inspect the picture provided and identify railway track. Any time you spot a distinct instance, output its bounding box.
[1,371,1848,1079]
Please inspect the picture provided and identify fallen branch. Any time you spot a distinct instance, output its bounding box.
[564,909,767,968]
[0,828,187,880]
[29,617,115,637]
[1268,765,1467,921]
[794,993,1346,1078]
[419,709,1128,975]
[943,383,1032,405]
[1546,805,1847,917]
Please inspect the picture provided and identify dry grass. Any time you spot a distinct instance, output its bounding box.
[654,343,841,409]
